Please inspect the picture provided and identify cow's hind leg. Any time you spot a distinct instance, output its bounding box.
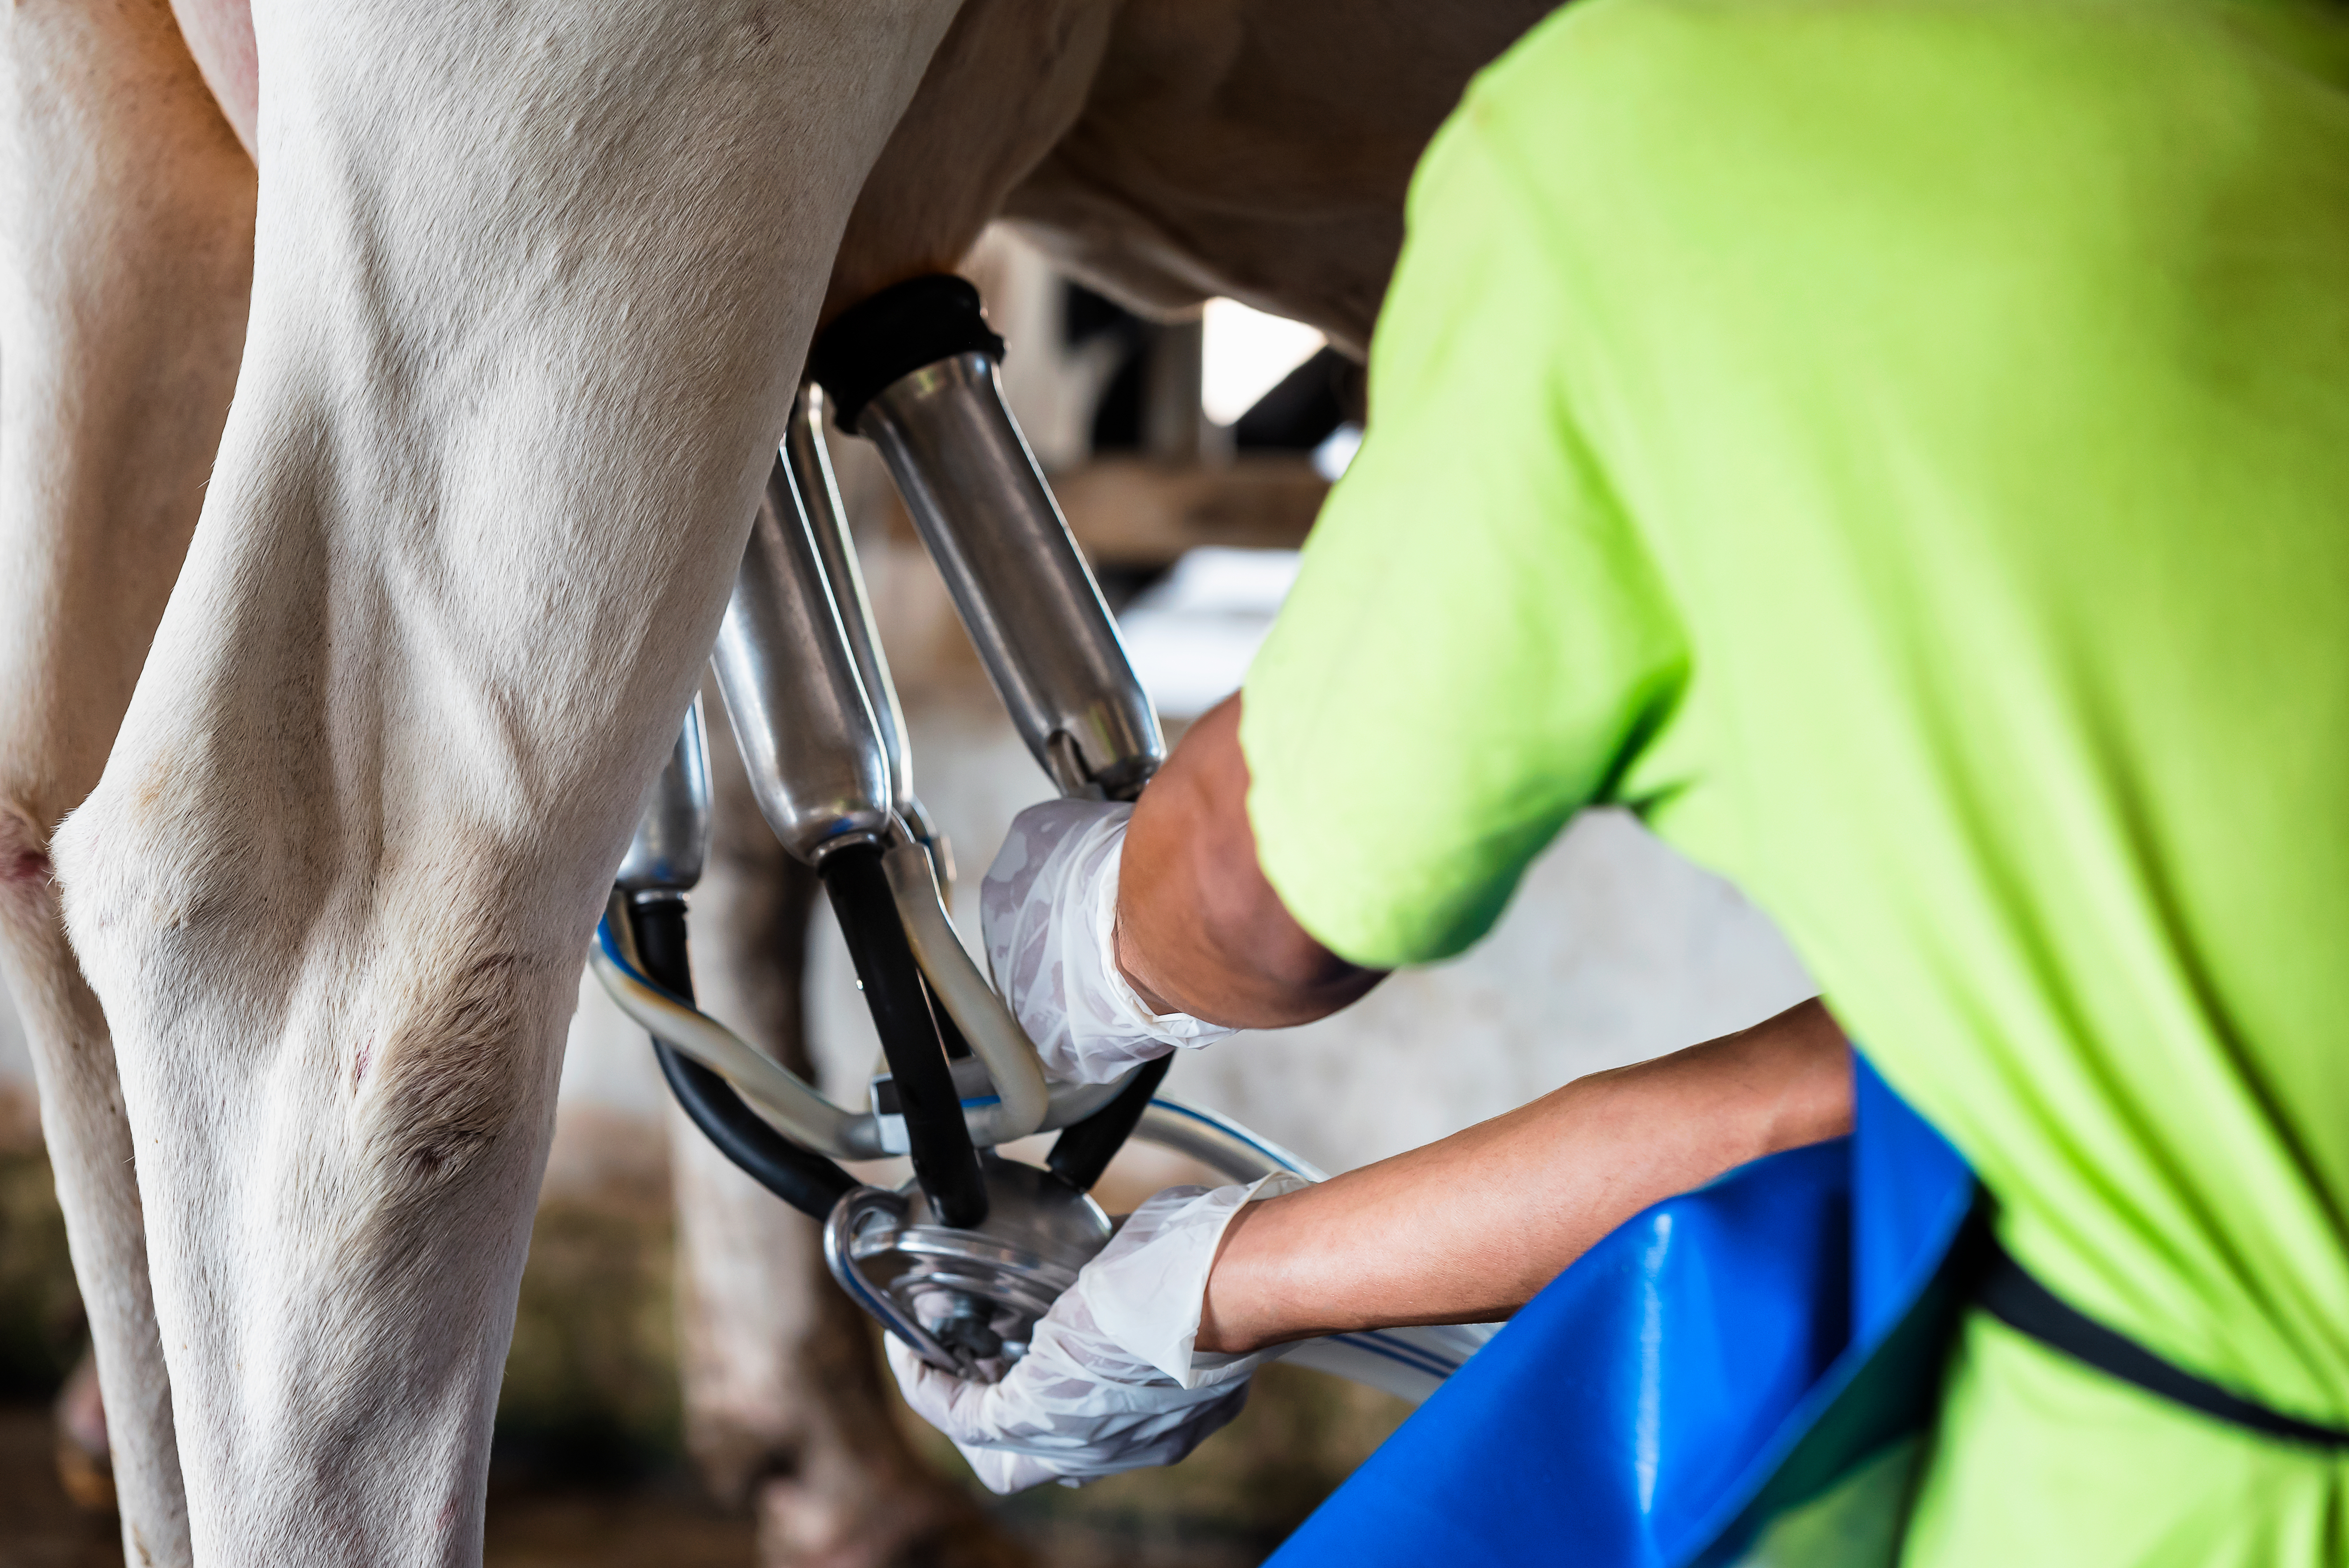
[49,1,962,1559]
[0,2,254,1563]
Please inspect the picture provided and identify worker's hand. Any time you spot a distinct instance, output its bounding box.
[983,799,1238,1084]
[887,1173,1308,1493]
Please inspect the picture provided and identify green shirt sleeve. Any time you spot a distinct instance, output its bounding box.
[1239,98,1687,970]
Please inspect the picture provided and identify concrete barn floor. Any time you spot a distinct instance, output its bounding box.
[0,1361,1410,1568]
[0,1404,117,1568]
[0,1403,762,1568]
[0,1113,1411,1568]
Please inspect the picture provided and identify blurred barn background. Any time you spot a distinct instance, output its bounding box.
[0,229,1812,1568]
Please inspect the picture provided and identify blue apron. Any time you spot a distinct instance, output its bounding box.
[1267,1055,1976,1568]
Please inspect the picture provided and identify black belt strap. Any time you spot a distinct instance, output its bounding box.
[1977,1239,2349,1449]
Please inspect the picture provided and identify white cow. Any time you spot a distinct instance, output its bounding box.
[15,0,975,1558]
[0,0,1602,1563]
[1,3,256,1558]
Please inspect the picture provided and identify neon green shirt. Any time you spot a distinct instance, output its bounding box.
[1239,0,2349,1558]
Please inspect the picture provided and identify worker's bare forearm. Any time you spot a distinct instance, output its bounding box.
[1116,694,1384,1028]
[1115,697,1853,1349]
[1194,998,1854,1354]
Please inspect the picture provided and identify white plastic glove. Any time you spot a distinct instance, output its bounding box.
[982,799,1239,1085]
[889,1173,1309,1494]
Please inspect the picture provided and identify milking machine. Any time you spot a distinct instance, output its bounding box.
[594,277,1491,1401]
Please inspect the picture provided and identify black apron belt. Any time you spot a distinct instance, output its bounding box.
[1978,1239,2349,1450]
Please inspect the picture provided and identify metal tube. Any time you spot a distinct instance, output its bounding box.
[710,456,895,863]
[787,386,913,808]
[790,386,959,901]
[607,707,884,1160]
[855,353,1165,800]
[615,698,713,895]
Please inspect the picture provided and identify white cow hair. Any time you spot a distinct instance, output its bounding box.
[44,0,961,1559]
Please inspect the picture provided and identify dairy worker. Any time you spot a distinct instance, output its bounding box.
[887,0,2349,1560]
